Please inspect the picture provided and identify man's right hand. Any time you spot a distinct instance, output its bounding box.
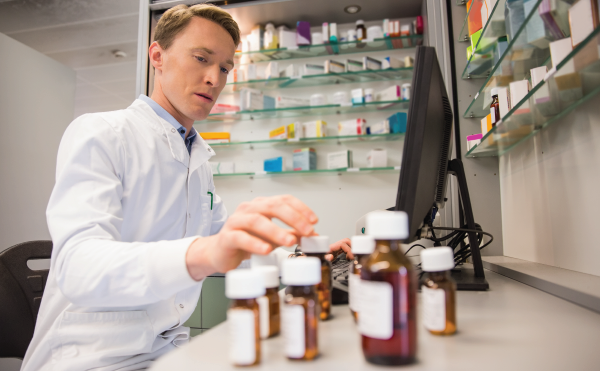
[185,195,318,281]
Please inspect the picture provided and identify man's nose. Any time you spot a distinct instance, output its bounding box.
[204,65,221,88]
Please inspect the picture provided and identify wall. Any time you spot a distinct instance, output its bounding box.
[0,33,75,251]
[500,93,600,277]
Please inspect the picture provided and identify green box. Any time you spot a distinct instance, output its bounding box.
[201,277,230,328]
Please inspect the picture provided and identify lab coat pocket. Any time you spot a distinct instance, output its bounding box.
[56,311,154,370]
[199,194,213,236]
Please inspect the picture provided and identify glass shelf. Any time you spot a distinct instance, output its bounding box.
[213,166,400,177]
[221,67,414,94]
[458,0,479,43]
[466,27,600,158]
[197,100,410,123]
[462,0,570,118]
[210,133,404,150]
[234,35,422,64]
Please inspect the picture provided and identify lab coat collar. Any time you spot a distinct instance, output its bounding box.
[131,99,215,169]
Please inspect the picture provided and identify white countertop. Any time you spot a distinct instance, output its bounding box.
[150,270,600,371]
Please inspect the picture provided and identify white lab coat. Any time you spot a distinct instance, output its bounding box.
[21,99,228,371]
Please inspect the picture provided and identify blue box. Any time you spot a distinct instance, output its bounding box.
[263,95,275,110]
[264,157,285,172]
[387,112,407,133]
[293,148,317,171]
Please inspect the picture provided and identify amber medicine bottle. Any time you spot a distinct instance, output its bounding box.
[300,236,332,320]
[253,265,281,339]
[421,247,457,335]
[225,269,265,367]
[356,19,367,41]
[358,211,417,366]
[349,235,375,322]
[490,87,500,127]
[281,257,321,361]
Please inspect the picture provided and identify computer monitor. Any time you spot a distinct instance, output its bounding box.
[395,46,488,290]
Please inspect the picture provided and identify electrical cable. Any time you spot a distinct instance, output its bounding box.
[404,244,427,256]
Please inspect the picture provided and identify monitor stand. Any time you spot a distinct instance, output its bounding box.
[447,159,489,291]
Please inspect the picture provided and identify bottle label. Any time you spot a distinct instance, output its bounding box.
[491,106,497,124]
[282,304,305,358]
[348,273,361,312]
[422,286,446,331]
[358,28,364,40]
[227,309,256,365]
[257,296,270,339]
[358,280,393,339]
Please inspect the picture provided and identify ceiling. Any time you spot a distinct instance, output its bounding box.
[0,0,140,118]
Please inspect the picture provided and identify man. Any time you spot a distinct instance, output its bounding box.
[21,4,351,371]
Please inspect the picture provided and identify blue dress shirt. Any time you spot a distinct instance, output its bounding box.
[139,94,197,155]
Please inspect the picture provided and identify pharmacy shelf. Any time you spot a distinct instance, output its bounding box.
[234,35,422,64]
[221,67,414,95]
[210,133,404,151]
[462,0,564,118]
[466,27,600,158]
[457,0,479,42]
[197,99,410,123]
[213,166,400,178]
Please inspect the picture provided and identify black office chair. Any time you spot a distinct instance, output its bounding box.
[0,240,52,359]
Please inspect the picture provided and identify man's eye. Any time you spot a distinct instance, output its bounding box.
[195,56,206,62]
[221,67,229,74]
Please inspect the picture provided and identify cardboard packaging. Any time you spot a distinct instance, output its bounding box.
[264,157,285,172]
[382,57,404,69]
[568,0,599,47]
[504,0,526,41]
[467,0,484,36]
[269,125,288,139]
[200,132,230,144]
[509,80,531,115]
[303,120,327,138]
[497,87,510,118]
[367,149,387,167]
[387,112,408,133]
[327,150,353,169]
[550,38,583,102]
[530,66,559,116]
[240,88,263,111]
[296,21,311,45]
[265,62,279,79]
[264,95,275,110]
[283,64,302,78]
[539,0,571,40]
[375,85,401,101]
[351,88,364,104]
[338,119,366,135]
[466,133,483,151]
[275,95,310,108]
[278,26,297,48]
[210,104,240,114]
[524,0,553,48]
[346,59,363,72]
[293,148,317,171]
[369,120,390,134]
[325,60,345,73]
[248,25,264,51]
[363,56,382,70]
[287,122,304,139]
[481,114,492,135]
[303,63,325,76]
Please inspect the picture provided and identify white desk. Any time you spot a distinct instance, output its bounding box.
[150,270,600,370]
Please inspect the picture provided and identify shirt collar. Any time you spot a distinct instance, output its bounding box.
[138,94,195,140]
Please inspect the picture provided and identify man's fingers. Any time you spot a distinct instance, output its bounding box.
[227,213,297,247]
[329,238,354,260]
[221,230,272,255]
[236,195,318,235]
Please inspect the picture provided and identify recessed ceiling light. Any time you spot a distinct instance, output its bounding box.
[112,50,127,58]
[344,5,361,14]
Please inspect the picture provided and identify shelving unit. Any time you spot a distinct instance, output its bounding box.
[234,35,422,64]
[466,27,600,157]
[213,166,400,177]
[220,67,414,94]
[210,133,404,150]
[196,99,410,123]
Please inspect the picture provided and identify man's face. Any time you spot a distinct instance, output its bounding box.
[155,17,235,121]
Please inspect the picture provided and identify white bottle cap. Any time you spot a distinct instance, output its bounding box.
[351,235,375,254]
[253,265,280,288]
[421,247,454,272]
[490,87,499,97]
[281,257,322,286]
[366,211,409,239]
[250,253,277,268]
[226,269,266,299]
[300,236,330,253]
[356,19,364,25]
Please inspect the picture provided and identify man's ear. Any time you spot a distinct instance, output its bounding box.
[149,41,164,73]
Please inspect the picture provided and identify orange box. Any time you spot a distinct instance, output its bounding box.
[467,0,483,36]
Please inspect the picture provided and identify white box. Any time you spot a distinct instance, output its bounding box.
[370,120,390,134]
[382,57,404,69]
[497,87,510,118]
[243,64,257,80]
[275,96,310,108]
[283,64,302,78]
[327,150,353,169]
[375,85,401,101]
[531,66,559,116]
[550,38,582,102]
[303,120,327,138]
[509,80,530,112]
[367,149,387,168]
[338,119,366,135]
[265,62,279,79]
[569,0,598,47]
[550,38,575,74]
[240,88,263,111]
[303,64,325,76]
[278,27,297,48]
[324,60,345,73]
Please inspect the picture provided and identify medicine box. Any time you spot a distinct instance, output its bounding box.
[387,112,407,133]
[530,66,558,117]
[467,0,483,36]
[264,95,275,110]
[466,133,483,151]
[509,80,530,114]
[303,64,325,76]
[338,119,366,135]
[481,114,492,135]
[568,0,599,47]
[351,88,364,104]
[369,120,390,134]
[265,62,279,79]
[264,157,285,172]
[346,59,363,72]
[293,148,317,171]
[303,120,327,138]
[269,125,288,139]
[210,104,240,114]
[296,21,311,45]
[376,85,401,101]
[325,60,345,73]
[497,87,510,118]
[283,64,302,78]
[239,88,263,111]
[287,122,304,139]
[210,162,235,174]
[367,149,387,168]
[327,150,353,169]
[200,132,230,144]
[363,56,382,70]
[276,95,309,108]
[278,27,297,49]
[382,57,404,69]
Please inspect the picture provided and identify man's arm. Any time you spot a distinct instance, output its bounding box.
[48,116,198,308]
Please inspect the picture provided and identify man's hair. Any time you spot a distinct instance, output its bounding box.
[153,4,241,49]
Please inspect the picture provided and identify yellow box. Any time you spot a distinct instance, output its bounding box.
[200,132,230,140]
[269,125,288,139]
